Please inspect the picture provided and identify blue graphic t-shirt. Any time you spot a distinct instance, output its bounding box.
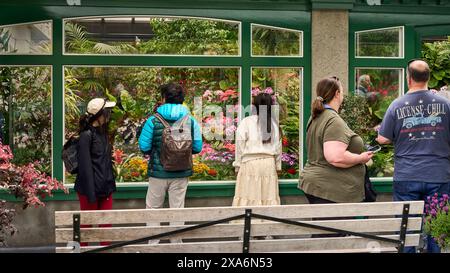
[379,90,450,183]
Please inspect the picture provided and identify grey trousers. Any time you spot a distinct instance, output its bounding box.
[145,177,189,244]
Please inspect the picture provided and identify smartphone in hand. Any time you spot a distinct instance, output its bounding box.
[364,144,381,153]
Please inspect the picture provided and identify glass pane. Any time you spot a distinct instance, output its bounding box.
[0,66,52,176]
[341,68,403,177]
[0,22,52,54]
[252,67,302,179]
[64,17,239,55]
[356,27,403,58]
[64,66,239,183]
[252,25,302,56]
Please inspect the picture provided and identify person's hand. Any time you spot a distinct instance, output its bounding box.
[359,151,374,164]
[373,124,381,132]
[366,158,374,167]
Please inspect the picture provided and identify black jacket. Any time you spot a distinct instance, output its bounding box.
[74,126,116,203]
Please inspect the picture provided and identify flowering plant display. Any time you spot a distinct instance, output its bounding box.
[424,193,450,249]
[0,143,66,246]
[64,65,301,182]
[64,66,240,182]
[112,149,148,182]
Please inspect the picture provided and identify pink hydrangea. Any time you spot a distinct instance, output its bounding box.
[264,87,274,95]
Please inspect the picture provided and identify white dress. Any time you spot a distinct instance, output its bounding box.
[232,115,282,206]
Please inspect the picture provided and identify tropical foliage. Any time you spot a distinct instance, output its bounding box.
[0,66,52,176]
[341,93,395,178]
[65,18,239,55]
[252,25,301,56]
[356,27,401,57]
[422,36,450,89]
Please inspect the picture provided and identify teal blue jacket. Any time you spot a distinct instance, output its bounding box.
[138,103,202,178]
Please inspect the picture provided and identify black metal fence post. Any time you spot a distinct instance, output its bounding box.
[73,213,81,244]
[242,209,252,253]
[398,204,410,253]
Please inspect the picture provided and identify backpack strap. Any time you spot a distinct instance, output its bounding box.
[154,113,171,128]
[154,113,191,129]
[179,114,191,129]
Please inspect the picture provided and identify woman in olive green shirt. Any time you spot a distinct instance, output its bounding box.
[299,76,373,204]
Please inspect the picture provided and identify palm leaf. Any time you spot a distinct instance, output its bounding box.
[93,43,121,54]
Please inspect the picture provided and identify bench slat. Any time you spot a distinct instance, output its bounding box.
[55,201,424,226]
[56,234,420,253]
[55,218,422,243]
[283,247,399,253]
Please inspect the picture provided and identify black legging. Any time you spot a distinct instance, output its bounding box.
[305,193,336,204]
[304,193,346,238]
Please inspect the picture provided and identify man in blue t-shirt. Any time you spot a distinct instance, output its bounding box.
[377,59,450,253]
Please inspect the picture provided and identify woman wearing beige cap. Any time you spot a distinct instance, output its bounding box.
[74,98,116,246]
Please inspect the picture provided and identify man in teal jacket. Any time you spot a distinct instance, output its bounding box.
[138,83,202,243]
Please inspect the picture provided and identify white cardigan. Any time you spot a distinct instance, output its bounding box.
[232,115,282,170]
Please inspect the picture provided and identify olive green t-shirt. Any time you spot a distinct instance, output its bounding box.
[299,109,365,203]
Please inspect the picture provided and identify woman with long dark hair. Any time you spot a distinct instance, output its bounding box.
[232,93,282,207]
[74,98,116,246]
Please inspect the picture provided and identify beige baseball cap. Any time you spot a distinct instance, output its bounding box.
[86,98,116,115]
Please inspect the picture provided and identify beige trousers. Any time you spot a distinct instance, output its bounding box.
[146,177,189,244]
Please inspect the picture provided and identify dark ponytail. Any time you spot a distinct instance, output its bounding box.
[78,113,91,134]
[78,108,108,134]
[253,93,273,144]
[312,76,341,119]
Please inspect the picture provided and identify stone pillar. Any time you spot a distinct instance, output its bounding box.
[311,10,349,95]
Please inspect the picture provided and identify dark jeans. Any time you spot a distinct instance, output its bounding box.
[393,181,450,253]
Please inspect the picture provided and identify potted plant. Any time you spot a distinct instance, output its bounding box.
[424,193,450,253]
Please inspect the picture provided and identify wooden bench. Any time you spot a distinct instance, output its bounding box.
[55,201,424,253]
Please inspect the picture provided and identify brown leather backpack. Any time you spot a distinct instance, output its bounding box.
[154,113,193,171]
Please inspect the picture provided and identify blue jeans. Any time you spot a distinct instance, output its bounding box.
[393,181,450,253]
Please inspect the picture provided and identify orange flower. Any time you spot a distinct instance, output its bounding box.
[208,169,218,176]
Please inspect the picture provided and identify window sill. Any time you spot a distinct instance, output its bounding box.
[0,178,394,202]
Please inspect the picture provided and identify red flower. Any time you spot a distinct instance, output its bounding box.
[113,149,124,165]
[208,169,218,176]
[282,137,289,147]
[131,172,140,177]
[287,168,296,175]
[224,143,235,152]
